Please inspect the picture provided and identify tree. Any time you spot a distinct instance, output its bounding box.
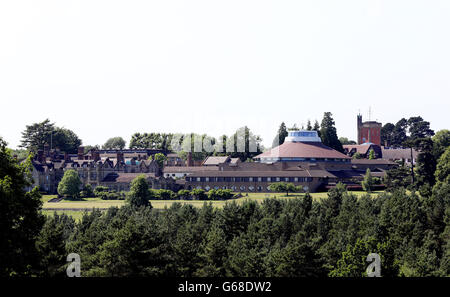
[36,213,74,276]
[329,237,399,277]
[151,153,167,169]
[381,123,395,147]
[228,126,263,161]
[20,119,82,153]
[103,137,126,150]
[432,129,450,161]
[20,119,54,152]
[127,175,152,207]
[362,168,374,192]
[129,132,173,151]
[306,120,312,131]
[435,146,450,185]
[407,116,434,140]
[0,137,44,276]
[339,137,356,145]
[272,122,288,148]
[52,127,82,154]
[313,120,321,137]
[384,165,412,191]
[319,112,344,153]
[195,226,227,276]
[391,118,408,147]
[269,182,296,196]
[414,138,437,196]
[368,149,376,160]
[352,152,362,159]
[57,170,82,200]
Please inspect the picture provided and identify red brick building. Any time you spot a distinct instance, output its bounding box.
[357,114,382,145]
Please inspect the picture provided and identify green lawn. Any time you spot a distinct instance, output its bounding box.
[42,210,87,222]
[41,190,385,221]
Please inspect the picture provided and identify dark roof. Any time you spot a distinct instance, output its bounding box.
[102,172,156,183]
[351,159,396,165]
[188,169,336,178]
[254,141,350,160]
[343,144,373,154]
[381,148,418,160]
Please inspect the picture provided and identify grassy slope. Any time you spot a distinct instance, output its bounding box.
[41,191,383,215]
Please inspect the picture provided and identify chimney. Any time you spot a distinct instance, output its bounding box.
[37,150,44,163]
[186,152,193,167]
[92,150,100,162]
[44,144,50,156]
[116,152,124,164]
[77,146,84,160]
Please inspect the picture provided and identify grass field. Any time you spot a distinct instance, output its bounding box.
[41,190,385,221]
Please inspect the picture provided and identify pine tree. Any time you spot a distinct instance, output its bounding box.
[319,112,344,152]
[272,122,289,148]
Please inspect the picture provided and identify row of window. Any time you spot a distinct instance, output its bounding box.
[261,157,350,162]
[194,185,310,192]
[187,176,313,183]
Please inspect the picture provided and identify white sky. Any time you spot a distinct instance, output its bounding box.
[1,0,449,149]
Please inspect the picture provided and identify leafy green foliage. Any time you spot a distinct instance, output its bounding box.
[320,112,344,153]
[20,119,82,153]
[57,169,82,200]
[126,175,152,207]
[269,182,296,196]
[102,137,126,150]
[0,137,44,276]
[362,168,374,192]
[272,122,289,148]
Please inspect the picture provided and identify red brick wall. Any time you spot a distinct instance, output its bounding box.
[358,126,381,145]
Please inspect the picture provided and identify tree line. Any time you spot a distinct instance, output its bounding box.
[1,135,450,277]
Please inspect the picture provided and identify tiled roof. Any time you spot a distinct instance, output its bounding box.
[254,141,350,160]
[343,144,372,155]
[351,159,396,165]
[202,156,230,166]
[102,172,156,183]
[188,169,336,178]
[381,148,418,160]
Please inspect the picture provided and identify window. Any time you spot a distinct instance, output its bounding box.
[276,177,280,182]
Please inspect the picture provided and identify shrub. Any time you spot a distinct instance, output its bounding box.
[207,189,234,200]
[190,189,207,200]
[155,189,176,200]
[177,189,191,200]
[93,186,109,197]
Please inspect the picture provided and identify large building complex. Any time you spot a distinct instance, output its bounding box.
[184,130,396,192]
[30,126,401,194]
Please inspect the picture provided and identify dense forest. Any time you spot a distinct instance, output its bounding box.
[14,182,450,277]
